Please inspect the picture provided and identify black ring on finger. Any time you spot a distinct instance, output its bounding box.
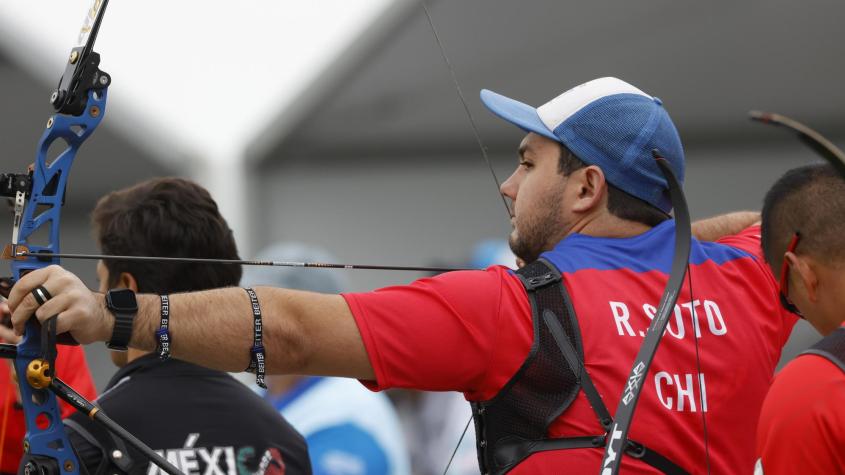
[31,286,52,306]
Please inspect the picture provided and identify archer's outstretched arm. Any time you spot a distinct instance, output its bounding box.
[7,266,375,379]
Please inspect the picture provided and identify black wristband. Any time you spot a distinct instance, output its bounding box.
[155,295,171,360]
[244,288,266,388]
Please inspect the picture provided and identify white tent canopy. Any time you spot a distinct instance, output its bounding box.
[0,0,413,249]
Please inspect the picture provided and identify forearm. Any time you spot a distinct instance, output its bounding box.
[8,266,373,379]
[127,288,256,372]
[124,287,374,378]
[691,211,760,241]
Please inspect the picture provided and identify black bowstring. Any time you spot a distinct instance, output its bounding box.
[420,2,511,473]
[687,265,712,474]
[421,1,512,220]
[442,416,472,475]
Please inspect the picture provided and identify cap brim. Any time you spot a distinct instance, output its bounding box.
[480,89,558,141]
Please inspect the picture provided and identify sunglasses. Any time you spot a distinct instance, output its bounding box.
[777,232,804,318]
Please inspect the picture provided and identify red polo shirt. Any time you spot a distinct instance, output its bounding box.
[344,224,795,474]
[755,324,845,474]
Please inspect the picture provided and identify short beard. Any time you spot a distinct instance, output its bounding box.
[508,184,567,264]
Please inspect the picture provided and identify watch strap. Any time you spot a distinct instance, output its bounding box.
[106,290,137,351]
[107,309,135,350]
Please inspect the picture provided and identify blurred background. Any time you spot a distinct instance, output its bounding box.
[0,0,842,461]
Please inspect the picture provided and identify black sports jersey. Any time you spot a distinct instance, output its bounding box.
[66,354,311,475]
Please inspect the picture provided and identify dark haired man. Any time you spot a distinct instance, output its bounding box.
[63,178,311,475]
[755,165,845,474]
[9,78,794,473]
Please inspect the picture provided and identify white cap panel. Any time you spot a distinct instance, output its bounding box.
[536,77,652,131]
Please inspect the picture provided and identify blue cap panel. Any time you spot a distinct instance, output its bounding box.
[480,89,557,141]
[554,94,685,213]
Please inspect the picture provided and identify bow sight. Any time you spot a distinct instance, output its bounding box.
[0,1,180,474]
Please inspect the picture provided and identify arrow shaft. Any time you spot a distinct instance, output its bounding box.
[10,251,469,273]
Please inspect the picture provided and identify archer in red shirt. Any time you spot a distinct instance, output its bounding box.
[4,77,794,475]
[346,223,792,474]
[756,165,845,474]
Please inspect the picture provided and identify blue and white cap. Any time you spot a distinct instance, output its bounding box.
[481,77,684,213]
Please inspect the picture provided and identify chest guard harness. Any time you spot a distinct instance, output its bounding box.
[471,259,688,475]
[800,327,845,375]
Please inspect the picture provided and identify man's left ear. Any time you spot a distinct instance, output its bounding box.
[571,166,607,212]
[787,253,818,302]
[117,272,139,293]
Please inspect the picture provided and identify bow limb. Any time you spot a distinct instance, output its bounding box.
[749,111,845,179]
[600,153,694,475]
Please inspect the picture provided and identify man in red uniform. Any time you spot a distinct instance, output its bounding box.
[7,77,795,473]
[0,299,96,474]
[755,164,845,474]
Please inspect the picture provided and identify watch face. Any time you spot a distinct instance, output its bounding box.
[108,289,137,312]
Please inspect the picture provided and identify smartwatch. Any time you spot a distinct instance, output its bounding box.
[106,289,138,351]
